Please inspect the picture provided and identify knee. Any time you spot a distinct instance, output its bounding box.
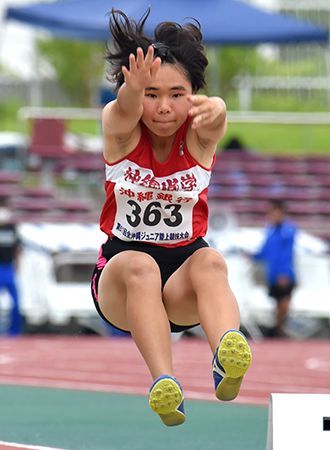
[124,252,160,286]
[189,248,228,279]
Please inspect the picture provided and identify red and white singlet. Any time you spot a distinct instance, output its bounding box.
[100,120,215,247]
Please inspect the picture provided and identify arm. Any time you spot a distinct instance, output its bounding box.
[187,95,227,150]
[13,228,22,271]
[252,234,270,261]
[102,46,161,162]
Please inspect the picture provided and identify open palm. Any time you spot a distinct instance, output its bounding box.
[122,46,162,92]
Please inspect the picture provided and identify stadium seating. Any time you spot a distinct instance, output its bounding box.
[0,184,21,203]
[28,118,75,161]
[1,149,329,242]
[210,151,330,242]
[0,170,21,184]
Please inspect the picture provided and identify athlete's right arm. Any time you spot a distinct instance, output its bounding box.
[102,46,161,162]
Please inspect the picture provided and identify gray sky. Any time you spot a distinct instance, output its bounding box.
[0,0,50,78]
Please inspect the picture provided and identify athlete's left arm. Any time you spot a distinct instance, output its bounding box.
[188,95,227,150]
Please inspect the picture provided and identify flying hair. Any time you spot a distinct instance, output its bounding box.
[105,8,208,93]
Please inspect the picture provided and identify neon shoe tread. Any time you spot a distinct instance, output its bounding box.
[149,376,185,426]
[214,330,252,401]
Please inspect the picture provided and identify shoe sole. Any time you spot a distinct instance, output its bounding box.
[149,378,185,426]
[216,331,252,401]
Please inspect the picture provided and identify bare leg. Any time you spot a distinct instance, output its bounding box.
[164,247,251,402]
[276,296,291,336]
[163,248,240,353]
[190,249,240,352]
[158,246,251,404]
[98,251,173,379]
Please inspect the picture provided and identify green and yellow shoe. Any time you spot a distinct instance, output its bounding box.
[213,330,252,401]
[149,375,185,426]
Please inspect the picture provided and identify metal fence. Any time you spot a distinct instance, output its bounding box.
[0,76,71,106]
[237,1,330,110]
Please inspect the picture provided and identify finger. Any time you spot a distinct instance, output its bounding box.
[150,56,161,78]
[188,104,209,118]
[192,112,211,129]
[191,117,202,129]
[192,115,203,128]
[145,45,154,66]
[122,65,129,79]
[136,47,144,68]
[188,94,207,106]
[188,106,197,117]
[128,53,137,72]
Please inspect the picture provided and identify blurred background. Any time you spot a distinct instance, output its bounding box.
[0,0,329,340]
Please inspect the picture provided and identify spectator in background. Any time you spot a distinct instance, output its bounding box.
[0,206,22,336]
[99,79,117,107]
[223,136,247,153]
[252,199,297,337]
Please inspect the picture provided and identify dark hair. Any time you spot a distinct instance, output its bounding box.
[269,199,286,212]
[105,8,208,93]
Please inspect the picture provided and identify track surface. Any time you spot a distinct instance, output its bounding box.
[0,336,329,405]
[0,336,329,449]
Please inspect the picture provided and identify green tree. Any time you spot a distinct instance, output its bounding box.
[37,38,105,106]
[207,46,258,96]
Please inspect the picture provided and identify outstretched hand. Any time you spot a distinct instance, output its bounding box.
[122,46,162,92]
[188,95,226,130]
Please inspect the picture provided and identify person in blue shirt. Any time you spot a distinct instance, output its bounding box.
[253,199,297,337]
[0,207,22,336]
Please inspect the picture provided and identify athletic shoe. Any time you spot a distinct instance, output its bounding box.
[148,375,185,426]
[212,330,252,401]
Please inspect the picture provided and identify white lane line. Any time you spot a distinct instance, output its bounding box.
[305,357,330,372]
[0,441,68,450]
[0,356,14,365]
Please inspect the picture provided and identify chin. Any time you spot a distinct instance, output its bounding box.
[151,121,181,135]
[155,129,178,138]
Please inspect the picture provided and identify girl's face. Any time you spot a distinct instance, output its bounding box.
[141,63,193,137]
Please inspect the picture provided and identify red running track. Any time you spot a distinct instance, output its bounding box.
[0,336,330,408]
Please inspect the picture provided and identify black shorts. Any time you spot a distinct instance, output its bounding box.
[91,237,209,333]
[268,281,295,302]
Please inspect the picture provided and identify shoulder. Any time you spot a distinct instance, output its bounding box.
[102,100,117,125]
[284,220,297,232]
[281,220,297,239]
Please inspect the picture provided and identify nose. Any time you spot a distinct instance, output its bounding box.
[157,97,171,114]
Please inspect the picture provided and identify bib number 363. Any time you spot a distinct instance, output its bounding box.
[126,200,183,228]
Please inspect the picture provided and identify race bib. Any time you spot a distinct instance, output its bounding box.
[113,180,198,244]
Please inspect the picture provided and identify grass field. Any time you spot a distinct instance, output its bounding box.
[72,121,330,155]
[224,122,330,155]
[1,102,330,155]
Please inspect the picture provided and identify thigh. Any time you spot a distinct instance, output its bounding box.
[97,250,160,331]
[163,247,222,327]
